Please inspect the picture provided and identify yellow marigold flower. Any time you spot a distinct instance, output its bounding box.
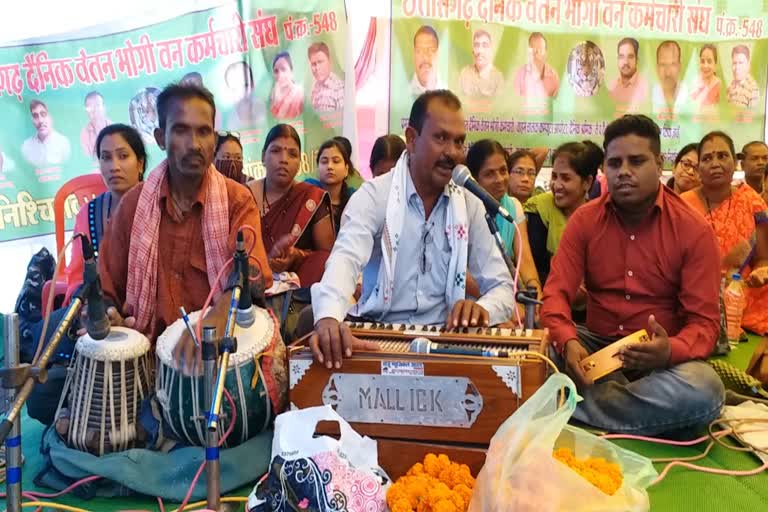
[553,447,624,496]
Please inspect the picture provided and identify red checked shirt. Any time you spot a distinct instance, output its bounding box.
[541,185,721,365]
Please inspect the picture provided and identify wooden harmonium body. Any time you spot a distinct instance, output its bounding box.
[289,321,550,477]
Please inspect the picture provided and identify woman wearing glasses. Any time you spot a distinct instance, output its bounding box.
[507,147,547,204]
[214,131,246,183]
[666,143,700,194]
[524,140,603,287]
[466,140,542,304]
[681,131,768,335]
[247,124,335,287]
[270,51,304,120]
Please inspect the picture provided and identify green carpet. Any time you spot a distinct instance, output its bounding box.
[3,333,767,511]
[633,335,768,511]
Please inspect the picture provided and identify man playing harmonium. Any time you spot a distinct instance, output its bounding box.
[307,90,515,369]
[94,83,272,367]
[541,114,725,435]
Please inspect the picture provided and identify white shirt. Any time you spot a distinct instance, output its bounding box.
[311,168,515,326]
[652,83,689,117]
[410,74,447,96]
[21,131,71,168]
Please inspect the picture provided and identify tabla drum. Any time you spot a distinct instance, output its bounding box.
[155,307,287,447]
[56,327,154,455]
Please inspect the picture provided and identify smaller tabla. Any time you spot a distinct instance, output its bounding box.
[57,327,154,455]
[155,307,287,447]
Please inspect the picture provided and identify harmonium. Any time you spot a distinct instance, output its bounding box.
[289,321,551,479]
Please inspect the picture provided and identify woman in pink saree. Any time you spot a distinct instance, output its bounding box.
[270,52,304,120]
[690,44,721,107]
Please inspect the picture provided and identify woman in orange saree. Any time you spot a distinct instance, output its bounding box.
[681,131,768,335]
[247,124,336,287]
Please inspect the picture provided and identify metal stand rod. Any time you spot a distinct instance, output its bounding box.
[0,295,84,443]
[207,286,239,433]
[484,211,516,279]
[202,326,220,512]
[483,211,541,332]
[4,313,22,512]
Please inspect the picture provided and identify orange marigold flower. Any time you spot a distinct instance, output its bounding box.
[432,499,458,512]
[453,483,473,505]
[391,498,412,512]
[389,453,476,511]
[407,462,425,476]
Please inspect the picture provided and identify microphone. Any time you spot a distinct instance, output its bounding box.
[409,337,511,358]
[451,165,516,224]
[81,235,110,340]
[234,231,255,328]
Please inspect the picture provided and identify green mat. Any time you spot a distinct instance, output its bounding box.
[3,334,768,511]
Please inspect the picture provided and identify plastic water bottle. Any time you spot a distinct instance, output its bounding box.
[724,273,746,347]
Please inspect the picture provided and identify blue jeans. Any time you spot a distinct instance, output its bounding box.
[554,325,725,435]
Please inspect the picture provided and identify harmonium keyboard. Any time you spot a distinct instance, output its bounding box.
[289,321,551,478]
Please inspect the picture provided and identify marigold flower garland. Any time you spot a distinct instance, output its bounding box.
[386,453,476,512]
[553,447,624,495]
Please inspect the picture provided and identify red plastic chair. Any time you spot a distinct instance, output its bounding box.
[41,174,107,316]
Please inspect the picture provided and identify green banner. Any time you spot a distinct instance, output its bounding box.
[390,0,767,165]
[0,0,347,242]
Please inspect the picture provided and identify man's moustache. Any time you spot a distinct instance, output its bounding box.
[183,153,205,162]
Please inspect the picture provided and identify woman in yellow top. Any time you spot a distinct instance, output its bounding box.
[524,140,603,283]
[524,141,603,322]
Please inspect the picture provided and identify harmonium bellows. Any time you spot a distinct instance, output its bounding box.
[289,321,550,478]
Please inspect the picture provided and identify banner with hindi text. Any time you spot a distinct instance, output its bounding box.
[390,0,767,165]
[0,0,347,242]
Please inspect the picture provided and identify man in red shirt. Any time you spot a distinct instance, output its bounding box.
[541,114,724,435]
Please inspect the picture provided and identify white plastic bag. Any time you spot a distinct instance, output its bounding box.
[468,373,657,512]
[248,405,389,512]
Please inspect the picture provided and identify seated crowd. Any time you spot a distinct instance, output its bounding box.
[15,83,768,437]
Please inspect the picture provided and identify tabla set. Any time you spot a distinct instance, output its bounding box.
[55,306,287,456]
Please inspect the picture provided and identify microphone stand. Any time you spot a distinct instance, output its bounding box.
[0,285,87,444]
[3,314,21,512]
[202,326,221,511]
[0,284,90,512]
[482,211,542,332]
[207,238,249,433]
[484,211,515,279]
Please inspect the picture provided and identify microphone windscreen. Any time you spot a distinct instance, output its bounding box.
[451,164,472,186]
[236,306,256,328]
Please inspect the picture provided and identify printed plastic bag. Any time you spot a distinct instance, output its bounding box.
[248,405,390,512]
[468,373,657,512]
